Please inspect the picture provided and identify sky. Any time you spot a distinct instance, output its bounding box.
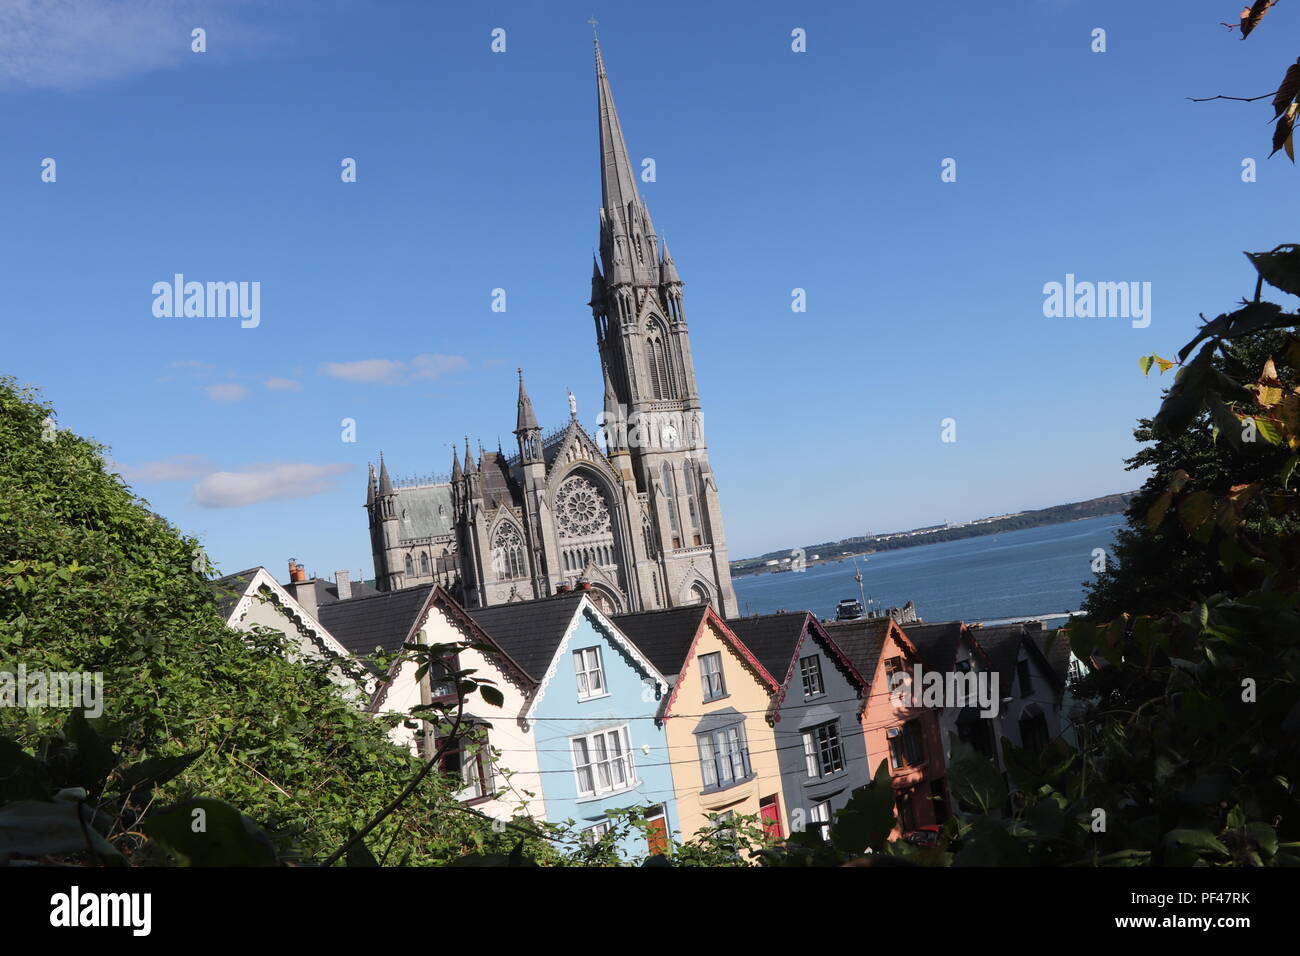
[2,0,1296,581]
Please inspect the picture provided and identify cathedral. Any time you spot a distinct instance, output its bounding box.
[364,38,737,617]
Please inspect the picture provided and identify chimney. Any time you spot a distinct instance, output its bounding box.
[286,559,317,619]
[556,583,571,594]
[335,570,351,601]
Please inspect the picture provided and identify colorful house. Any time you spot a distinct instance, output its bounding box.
[967,623,1066,760]
[211,566,367,696]
[825,617,950,837]
[355,585,545,823]
[616,606,785,846]
[726,612,871,842]
[466,590,677,859]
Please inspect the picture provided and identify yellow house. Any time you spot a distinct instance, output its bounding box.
[615,605,786,845]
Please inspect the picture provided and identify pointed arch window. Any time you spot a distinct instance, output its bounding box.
[404,554,414,576]
[491,522,527,581]
[645,319,676,400]
[682,459,700,530]
[420,552,430,575]
[661,463,679,534]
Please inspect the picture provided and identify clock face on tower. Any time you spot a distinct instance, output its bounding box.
[661,423,678,447]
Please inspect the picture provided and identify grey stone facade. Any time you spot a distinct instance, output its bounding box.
[364,39,736,617]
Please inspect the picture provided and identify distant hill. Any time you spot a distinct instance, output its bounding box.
[731,492,1135,576]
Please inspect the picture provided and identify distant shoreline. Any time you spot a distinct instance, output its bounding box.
[730,494,1133,578]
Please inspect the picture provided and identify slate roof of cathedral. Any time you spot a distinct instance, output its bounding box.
[211,567,261,621]
[822,617,894,682]
[613,605,710,678]
[466,592,589,681]
[725,612,814,685]
[316,584,435,663]
[393,484,456,541]
[478,452,524,508]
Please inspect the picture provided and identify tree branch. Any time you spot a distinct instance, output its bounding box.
[1188,89,1279,103]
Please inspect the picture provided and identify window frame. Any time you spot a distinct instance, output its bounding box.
[699,651,727,702]
[802,720,846,778]
[799,654,824,698]
[570,725,637,799]
[887,719,925,770]
[573,646,607,701]
[697,722,753,793]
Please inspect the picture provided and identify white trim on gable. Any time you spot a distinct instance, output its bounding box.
[520,594,670,723]
[220,567,372,695]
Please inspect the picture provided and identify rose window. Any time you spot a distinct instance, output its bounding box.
[556,475,611,538]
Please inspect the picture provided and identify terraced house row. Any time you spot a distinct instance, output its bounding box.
[213,566,1072,860]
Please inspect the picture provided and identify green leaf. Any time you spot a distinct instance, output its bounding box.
[142,798,278,866]
[345,828,378,867]
[479,685,505,708]
[115,750,204,795]
[1246,245,1300,297]
[829,760,898,854]
[0,738,53,801]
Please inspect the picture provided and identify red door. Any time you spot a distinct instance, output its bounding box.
[646,813,669,856]
[759,795,783,840]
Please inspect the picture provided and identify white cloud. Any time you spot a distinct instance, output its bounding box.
[320,354,469,385]
[264,377,302,391]
[321,358,406,385]
[0,0,272,92]
[113,453,215,483]
[412,353,469,380]
[192,462,351,508]
[205,383,250,402]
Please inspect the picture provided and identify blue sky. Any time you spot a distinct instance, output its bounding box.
[3,0,1295,579]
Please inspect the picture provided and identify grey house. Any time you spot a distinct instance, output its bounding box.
[726,612,871,841]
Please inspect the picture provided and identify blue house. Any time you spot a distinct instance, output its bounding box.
[468,589,677,860]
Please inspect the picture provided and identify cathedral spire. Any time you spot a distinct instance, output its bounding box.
[451,444,462,481]
[596,34,655,277]
[367,461,377,506]
[516,367,539,432]
[464,436,477,475]
[378,453,394,495]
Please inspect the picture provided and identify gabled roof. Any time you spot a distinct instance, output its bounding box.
[477,452,523,508]
[208,566,357,674]
[971,624,1067,692]
[896,621,968,671]
[368,585,537,713]
[614,605,710,677]
[212,567,260,621]
[822,617,894,683]
[312,577,381,605]
[316,584,436,663]
[1030,627,1072,685]
[466,592,588,681]
[969,625,1021,691]
[725,612,811,685]
[645,607,780,720]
